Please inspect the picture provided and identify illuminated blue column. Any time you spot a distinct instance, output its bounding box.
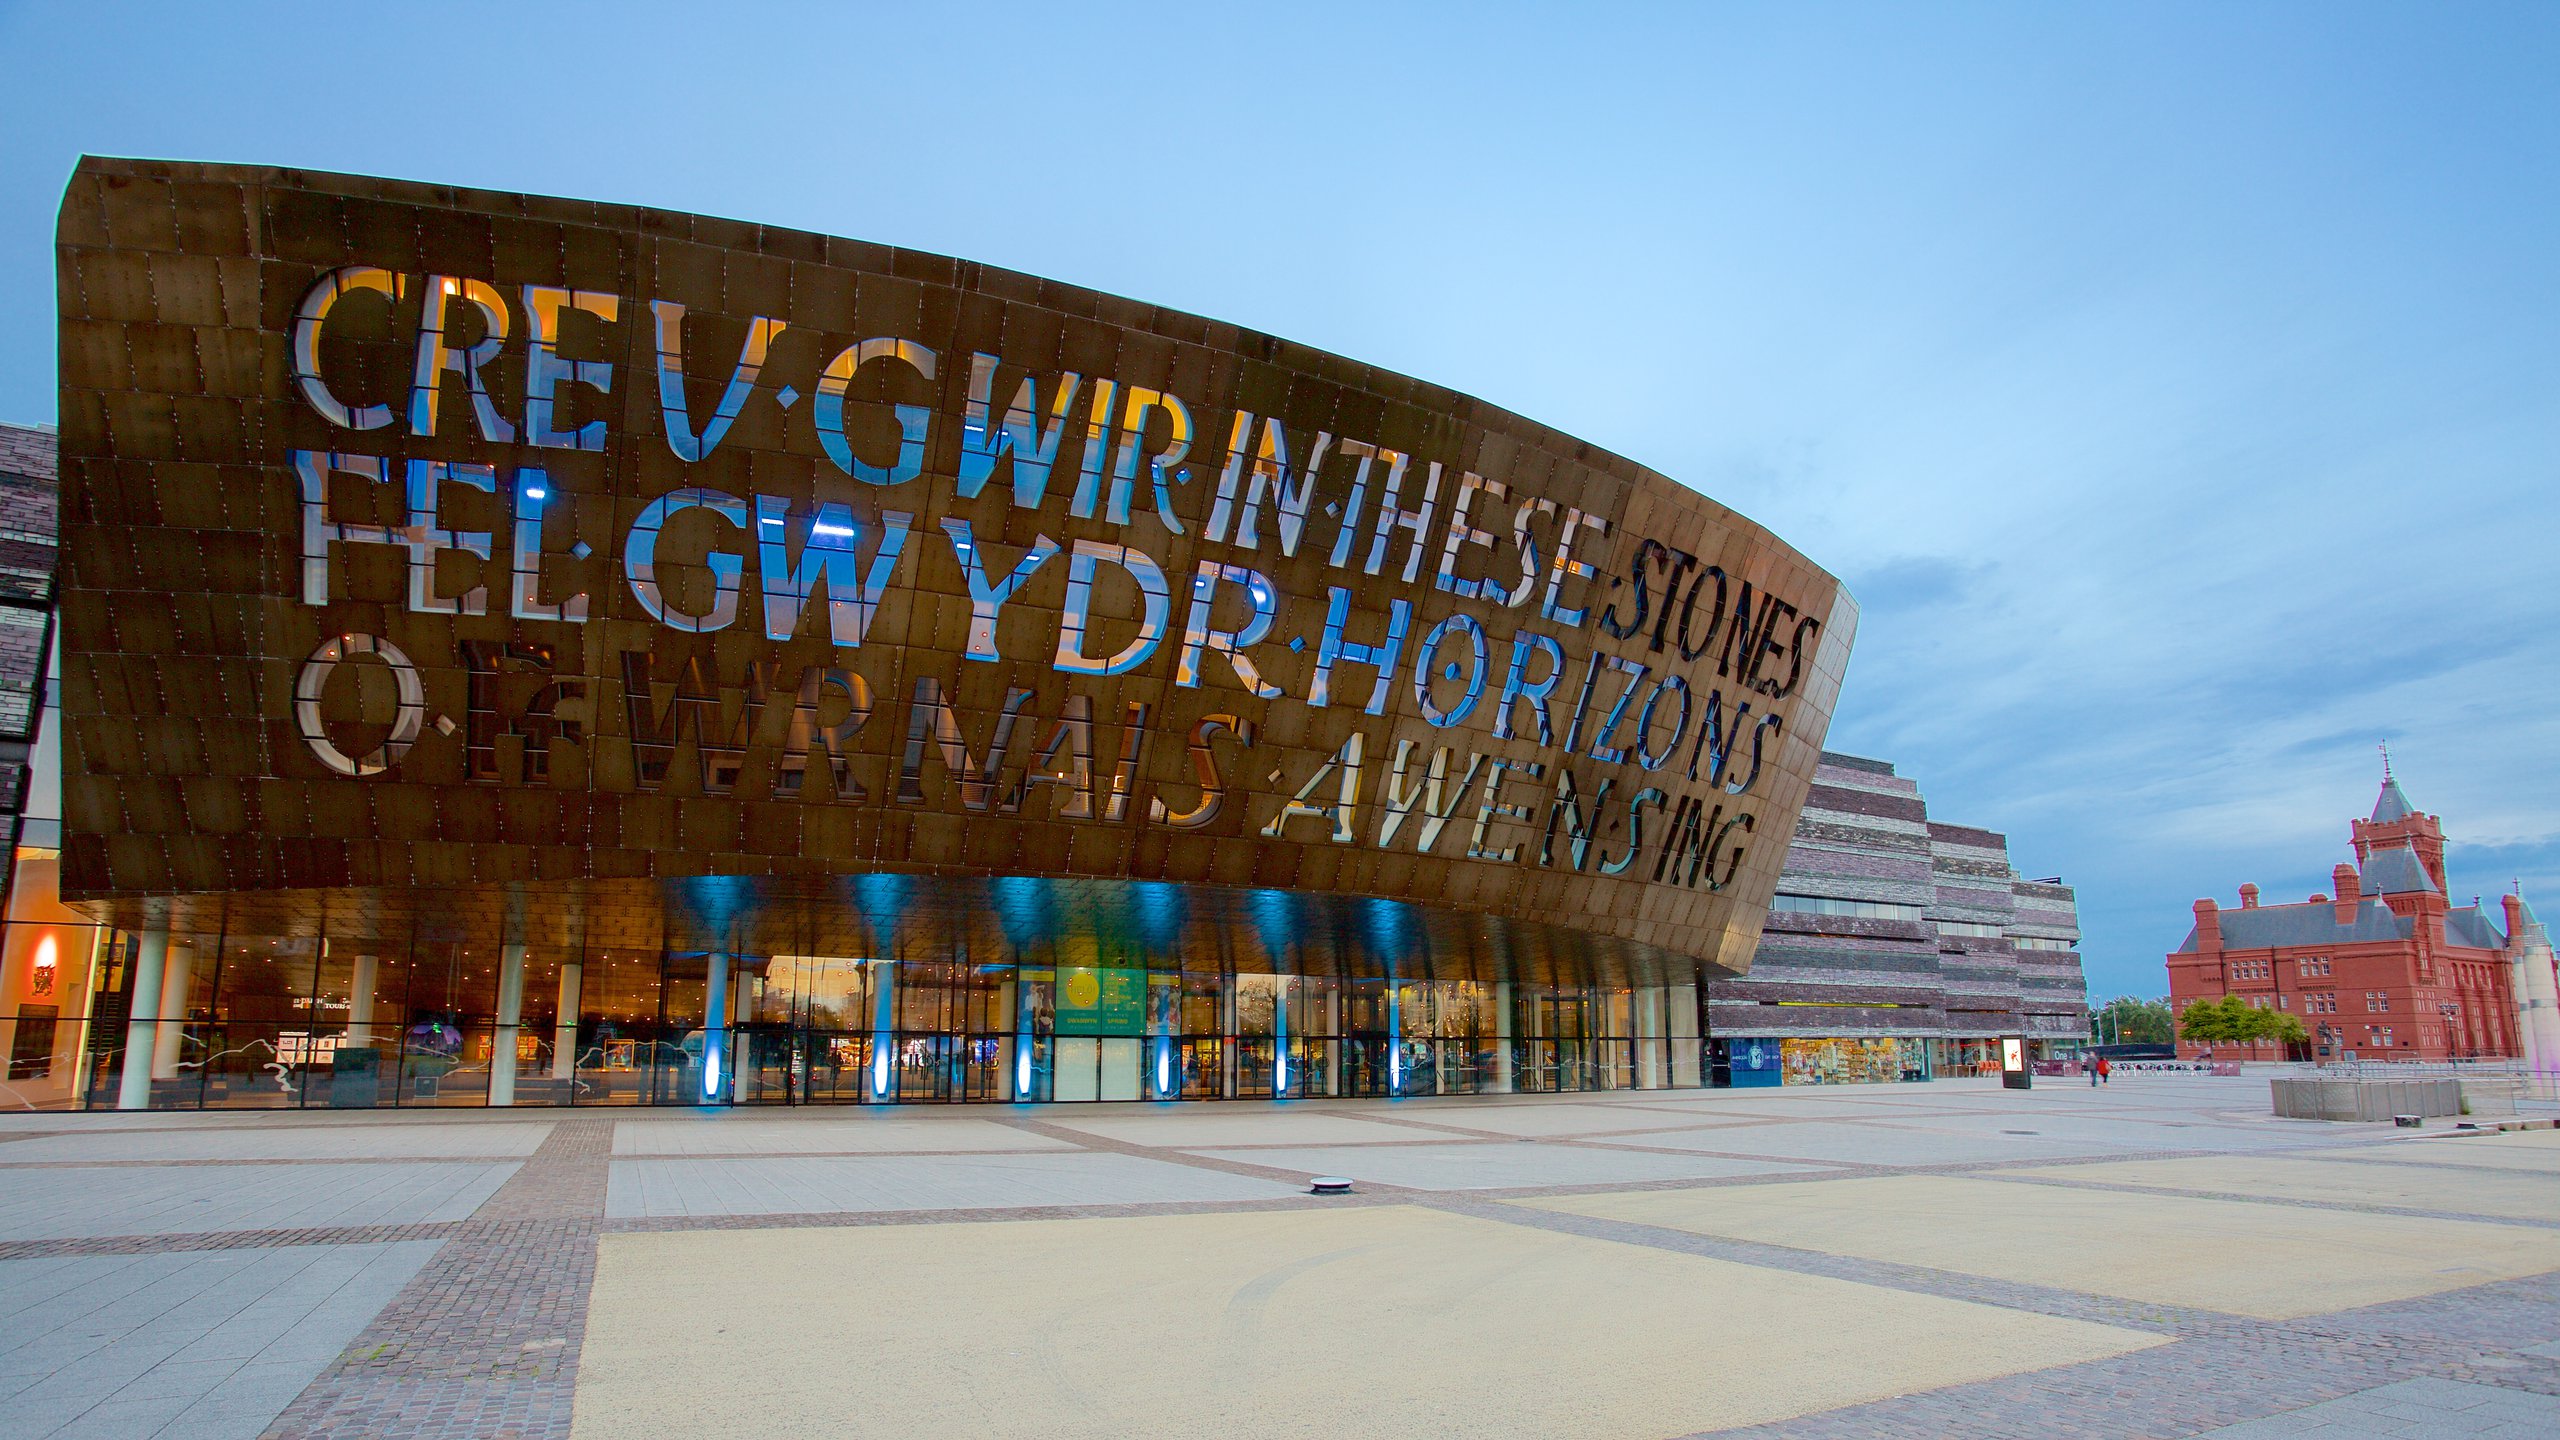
[870,961,896,1101]
[1274,980,1290,1097]
[1152,980,1176,1099]
[1004,972,1033,1101]
[700,952,730,1104]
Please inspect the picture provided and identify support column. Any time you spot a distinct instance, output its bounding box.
[731,969,759,1101]
[150,945,195,1080]
[1491,982,1515,1094]
[1323,988,1342,1097]
[347,953,379,1049]
[1669,982,1703,1088]
[701,952,731,1105]
[1002,974,1031,1102]
[1387,983,1402,1095]
[551,962,582,1081]
[1635,986,1664,1089]
[490,942,526,1107]
[869,961,895,1101]
[1220,975,1238,1099]
[1274,980,1291,1096]
[117,929,169,1110]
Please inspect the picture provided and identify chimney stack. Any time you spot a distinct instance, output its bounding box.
[2192,898,2221,952]
[2333,864,2361,924]
[2504,893,2525,951]
[2239,883,2260,910]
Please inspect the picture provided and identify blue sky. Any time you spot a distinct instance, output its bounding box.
[1,2,2552,1001]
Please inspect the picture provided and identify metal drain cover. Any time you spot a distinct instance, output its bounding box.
[1309,1176,1355,1195]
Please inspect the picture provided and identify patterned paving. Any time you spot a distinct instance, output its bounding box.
[0,1076,2543,1438]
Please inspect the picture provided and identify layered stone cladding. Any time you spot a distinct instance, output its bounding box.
[1710,752,2088,1043]
[2011,875,2089,1041]
[2166,777,2526,1061]
[0,423,56,919]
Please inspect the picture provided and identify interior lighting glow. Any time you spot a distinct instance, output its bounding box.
[1016,1040,1032,1097]
[873,1045,891,1096]
[1156,1036,1172,1097]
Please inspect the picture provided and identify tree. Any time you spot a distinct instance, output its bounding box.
[2258,1010,2309,1047]
[2091,996,2175,1045]
[2180,995,2309,1051]
[2179,994,2254,1045]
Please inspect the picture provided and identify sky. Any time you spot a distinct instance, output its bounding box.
[0,1,2552,1002]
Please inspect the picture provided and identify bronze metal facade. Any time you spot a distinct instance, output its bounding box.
[54,156,1853,988]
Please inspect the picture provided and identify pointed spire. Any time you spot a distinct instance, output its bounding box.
[2371,746,2415,823]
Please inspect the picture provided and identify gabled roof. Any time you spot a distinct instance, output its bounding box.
[2360,844,2437,896]
[2443,906,2507,952]
[2175,898,2413,953]
[2372,777,2416,823]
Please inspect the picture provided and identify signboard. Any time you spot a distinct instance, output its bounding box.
[1053,967,1146,1036]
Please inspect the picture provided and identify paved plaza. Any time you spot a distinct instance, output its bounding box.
[0,1076,2554,1438]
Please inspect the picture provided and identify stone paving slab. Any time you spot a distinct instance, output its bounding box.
[2350,1134,2560,1174]
[1525,1175,2560,1319]
[1189,1139,1820,1189]
[611,1116,1075,1156]
[0,1124,555,1164]
[573,1205,2160,1440]
[1626,1118,2153,1166]
[0,1241,439,1439]
[2019,1155,2560,1224]
[2191,1376,2560,1437]
[1031,1110,1429,1147]
[604,1151,1302,1217]
[0,1164,518,1240]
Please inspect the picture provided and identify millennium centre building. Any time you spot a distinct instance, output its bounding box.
[40,157,1856,1109]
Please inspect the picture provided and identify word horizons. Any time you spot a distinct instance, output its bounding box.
[285,264,1823,890]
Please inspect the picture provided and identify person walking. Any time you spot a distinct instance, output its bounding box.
[2096,1055,2112,1086]
[2088,1055,2101,1087]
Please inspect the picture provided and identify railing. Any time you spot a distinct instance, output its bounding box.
[2318,1058,2560,1104]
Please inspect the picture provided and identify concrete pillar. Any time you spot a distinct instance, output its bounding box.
[117,929,169,1110]
[731,969,759,1101]
[1323,988,1342,1097]
[1491,982,1515,1094]
[1220,975,1238,1099]
[1634,987,1663,1089]
[1669,982,1703,1088]
[347,953,379,1049]
[701,952,731,1105]
[489,942,526,1106]
[551,961,582,1080]
[151,945,195,1080]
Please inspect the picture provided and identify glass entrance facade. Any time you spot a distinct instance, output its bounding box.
[70,925,1694,1108]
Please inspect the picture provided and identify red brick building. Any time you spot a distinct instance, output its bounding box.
[2166,773,2524,1061]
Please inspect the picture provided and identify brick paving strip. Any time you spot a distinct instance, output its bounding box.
[255,1117,614,1440]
